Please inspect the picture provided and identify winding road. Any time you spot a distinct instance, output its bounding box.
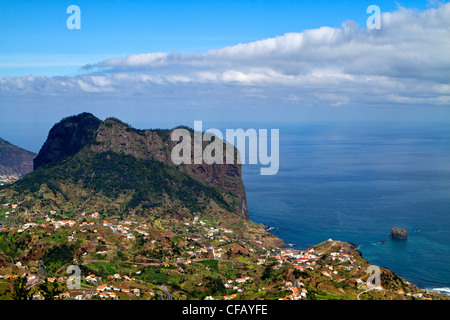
[158,285,172,300]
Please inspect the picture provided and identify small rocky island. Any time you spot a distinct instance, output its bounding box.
[390,227,408,239]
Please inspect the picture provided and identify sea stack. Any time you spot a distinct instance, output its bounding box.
[390,227,408,240]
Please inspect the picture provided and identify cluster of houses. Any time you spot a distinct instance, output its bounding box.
[1,203,17,223]
[2,203,18,209]
[250,243,359,300]
[0,175,19,186]
[1,205,77,234]
[222,293,238,300]
[15,218,76,233]
[281,281,309,300]
[0,274,20,280]
[83,273,144,300]
[95,284,141,299]
[102,220,138,240]
[1,206,143,242]
[1,271,144,300]
[85,273,137,284]
[50,219,76,230]
[46,276,69,283]
[330,249,357,264]
[184,216,233,240]
[223,276,252,293]
[204,226,233,239]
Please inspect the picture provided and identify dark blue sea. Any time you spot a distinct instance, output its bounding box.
[240,122,450,295]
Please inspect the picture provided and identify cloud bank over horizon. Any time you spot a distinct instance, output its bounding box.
[1,4,450,122]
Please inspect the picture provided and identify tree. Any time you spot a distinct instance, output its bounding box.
[11,275,34,300]
[225,248,233,260]
[261,263,275,281]
[211,277,226,294]
[38,279,63,300]
[41,244,74,274]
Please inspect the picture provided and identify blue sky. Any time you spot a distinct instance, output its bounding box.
[0,0,449,152]
[0,0,433,76]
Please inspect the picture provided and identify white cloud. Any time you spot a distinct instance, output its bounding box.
[84,4,450,83]
[1,4,450,111]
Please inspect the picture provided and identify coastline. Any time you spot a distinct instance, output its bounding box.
[427,287,450,296]
[261,224,450,298]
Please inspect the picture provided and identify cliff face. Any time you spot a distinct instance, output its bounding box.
[91,118,249,220]
[33,113,102,170]
[24,113,249,220]
[0,137,36,176]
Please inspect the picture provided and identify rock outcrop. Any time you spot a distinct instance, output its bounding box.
[33,112,102,170]
[390,227,408,239]
[22,113,250,220]
[92,117,249,219]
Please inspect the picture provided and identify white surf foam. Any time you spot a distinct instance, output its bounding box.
[428,287,450,296]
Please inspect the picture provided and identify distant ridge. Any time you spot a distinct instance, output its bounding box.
[0,137,36,176]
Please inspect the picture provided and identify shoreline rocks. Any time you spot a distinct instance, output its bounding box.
[390,227,408,240]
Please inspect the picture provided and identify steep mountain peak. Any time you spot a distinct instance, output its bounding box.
[12,113,249,220]
[33,112,102,170]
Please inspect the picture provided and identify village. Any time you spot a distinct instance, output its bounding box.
[0,202,283,300]
[0,202,443,300]
[0,175,20,186]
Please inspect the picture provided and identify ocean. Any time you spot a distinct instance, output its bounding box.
[241,122,450,295]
